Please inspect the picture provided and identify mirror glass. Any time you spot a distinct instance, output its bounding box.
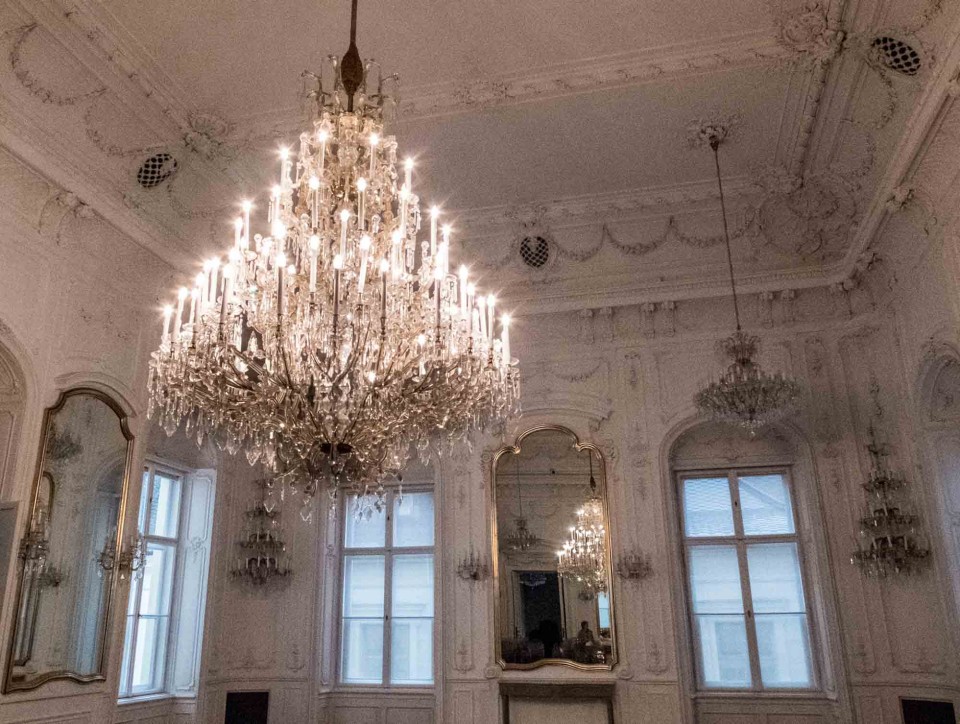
[493,427,616,670]
[6,389,131,691]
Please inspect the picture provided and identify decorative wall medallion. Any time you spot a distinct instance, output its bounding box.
[184,112,236,162]
[770,1,844,62]
[686,117,741,149]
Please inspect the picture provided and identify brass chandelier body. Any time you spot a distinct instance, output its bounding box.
[148,0,520,506]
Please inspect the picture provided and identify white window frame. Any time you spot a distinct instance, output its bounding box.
[677,465,820,693]
[337,487,436,688]
[119,460,186,699]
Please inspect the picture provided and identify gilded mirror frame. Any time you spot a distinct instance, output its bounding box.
[3,387,135,693]
[491,424,618,671]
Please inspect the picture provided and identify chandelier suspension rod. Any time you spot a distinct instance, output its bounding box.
[710,136,741,332]
[341,0,363,112]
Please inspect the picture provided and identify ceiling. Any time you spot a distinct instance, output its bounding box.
[1,0,956,313]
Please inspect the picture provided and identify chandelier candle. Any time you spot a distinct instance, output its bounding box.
[148,14,520,509]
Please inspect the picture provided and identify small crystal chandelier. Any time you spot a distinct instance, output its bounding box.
[851,427,930,578]
[502,456,540,552]
[693,127,801,430]
[147,0,520,509]
[556,454,607,596]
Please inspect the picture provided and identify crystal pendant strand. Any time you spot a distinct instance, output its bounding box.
[147,0,520,512]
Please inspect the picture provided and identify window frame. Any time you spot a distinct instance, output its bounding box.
[118,460,187,699]
[676,465,820,693]
[336,486,436,688]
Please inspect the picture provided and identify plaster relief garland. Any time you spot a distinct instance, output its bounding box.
[8,24,106,106]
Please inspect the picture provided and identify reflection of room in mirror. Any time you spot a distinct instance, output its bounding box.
[8,391,130,690]
[494,427,615,669]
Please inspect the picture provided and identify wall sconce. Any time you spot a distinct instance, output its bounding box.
[456,546,490,582]
[616,549,652,582]
[97,532,146,580]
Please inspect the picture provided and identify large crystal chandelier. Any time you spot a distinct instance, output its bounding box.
[851,427,930,577]
[693,127,801,430]
[148,0,520,509]
[556,455,607,596]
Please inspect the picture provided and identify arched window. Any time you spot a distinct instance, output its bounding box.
[670,422,819,692]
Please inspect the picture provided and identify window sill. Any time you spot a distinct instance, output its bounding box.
[330,685,435,694]
[117,692,176,706]
[692,690,834,701]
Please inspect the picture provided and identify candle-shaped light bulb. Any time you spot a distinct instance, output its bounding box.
[477,295,488,338]
[368,132,379,175]
[356,177,368,228]
[459,265,469,316]
[317,128,329,143]
[309,234,320,293]
[339,208,350,256]
[234,217,243,248]
[161,305,173,344]
[333,254,344,270]
[276,251,287,268]
[241,199,252,212]
[357,234,371,293]
[501,313,511,367]
[356,177,368,193]
[208,260,220,308]
[404,157,414,189]
[241,200,252,249]
[173,287,188,342]
[271,219,286,240]
[279,146,289,160]
[487,295,496,339]
[308,175,320,190]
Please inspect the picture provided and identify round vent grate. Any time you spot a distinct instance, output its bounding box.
[872,36,922,76]
[519,236,550,268]
[137,152,179,188]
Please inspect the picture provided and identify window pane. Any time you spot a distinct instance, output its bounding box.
[119,614,136,697]
[392,555,434,618]
[343,555,385,617]
[746,543,806,613]
[682,478,734,537]
[695,614,752,688]
[131,615,169,693]
[148,472,181,538]
[755,613,813,688]
[140,543,176,616]
[738,474,795,535]
[341,619,384,684]
[597,592,611,630]
[344,496,386,548]
[393,492,434,547]
[688,546,743,614]
[391,618,433,684]
[138,469,151,530]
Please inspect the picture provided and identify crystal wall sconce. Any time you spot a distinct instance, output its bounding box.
[456,546,490,582]
[615,549,652,582]
[97,532,146,580]
[231,480,292,586]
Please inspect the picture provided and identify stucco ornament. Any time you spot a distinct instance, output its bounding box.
[753,173,857,261]
[184,112,235,162]
[774,1,844,62]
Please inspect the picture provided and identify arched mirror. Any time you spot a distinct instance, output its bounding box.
[492,426,616,670]
[5,388,133,692]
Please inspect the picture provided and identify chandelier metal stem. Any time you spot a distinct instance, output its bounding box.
[710,136,741,332]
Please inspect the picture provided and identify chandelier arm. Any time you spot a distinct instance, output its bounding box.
[711,138,741,332]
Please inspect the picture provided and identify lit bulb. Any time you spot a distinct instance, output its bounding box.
[279,147,290,160]
[333,254,344,270]
[229,249,242,264]
[241,199,252,212]
[459,265,468,280]
[367,370,376,383]
[404,157,414,171]
[308,175,320,190]
[178,287,189,301]
[309,234,320,252]
[357,177,368,193]
[502,313,511,327]
[286,264,296,276]
[317,129,329,143]
[360,234,372,251]
[340,208,351,222]
[271,184,282,198]
[379,259,390,274]
[417,333,426,346]
[276,252,286,267]
[369,132,380,146]
[234,217,243,230]
[391,229,402,244]
[162,304,173,316]
[431,206,440,218]
[271,220,286,240]
[195,272,205,286]
[467,283,476,295]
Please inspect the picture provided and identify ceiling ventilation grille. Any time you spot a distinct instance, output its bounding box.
[519,236,550,268]
[137,153,179,188]
[872,37,921,76]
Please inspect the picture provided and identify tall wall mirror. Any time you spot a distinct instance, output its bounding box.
[492,426,616,670]
[5,388,133,692]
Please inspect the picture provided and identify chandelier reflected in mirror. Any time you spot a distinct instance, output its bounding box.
[556,453,607,596]
[502,455,540,552]
[148,0,520,512]
[693,126,802,430]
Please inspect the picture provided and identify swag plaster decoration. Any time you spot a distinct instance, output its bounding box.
[8,24,106,106]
